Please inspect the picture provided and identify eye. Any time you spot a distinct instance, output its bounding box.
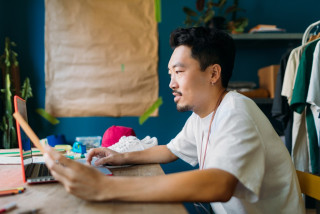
[175,70,182,74]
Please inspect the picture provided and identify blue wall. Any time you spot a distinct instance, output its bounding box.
[1,0,320,173]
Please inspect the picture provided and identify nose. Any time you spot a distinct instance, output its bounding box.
[169,75,178,90]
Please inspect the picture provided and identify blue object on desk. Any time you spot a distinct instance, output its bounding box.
[46,134,67,147]
[72,142,86,154]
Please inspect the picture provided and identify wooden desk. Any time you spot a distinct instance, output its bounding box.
[0,164,187,214]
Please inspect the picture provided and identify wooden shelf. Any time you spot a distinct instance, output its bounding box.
[230,34,300,105]
[231,33,303,48]
[232,33,303,40]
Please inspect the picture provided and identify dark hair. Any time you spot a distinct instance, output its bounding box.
[169,27,235,88]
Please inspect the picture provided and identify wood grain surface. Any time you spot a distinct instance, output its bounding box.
[0,164,187,214]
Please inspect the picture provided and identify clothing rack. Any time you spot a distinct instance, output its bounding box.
[274,20,320,175]
[302,20,320,45]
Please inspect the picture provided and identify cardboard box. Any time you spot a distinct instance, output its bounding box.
[258,65,280,98]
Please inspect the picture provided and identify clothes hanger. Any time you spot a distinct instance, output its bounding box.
[307,33,320,43]
[307,26,320,43]
[302,20,320,45]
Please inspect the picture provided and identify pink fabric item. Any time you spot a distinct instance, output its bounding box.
[101,125,136,147]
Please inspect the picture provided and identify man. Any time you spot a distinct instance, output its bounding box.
[44,27,305,213]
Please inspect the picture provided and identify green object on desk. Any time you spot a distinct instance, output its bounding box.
[0,151,36,155]
[0,151,20,155]
[139,97,163,125]
[0,149,64,155]
[65,154,85,160]
[0,149,65,155]
[36,108,60,125]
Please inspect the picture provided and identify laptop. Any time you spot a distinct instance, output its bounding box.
[14,95,56,184]
[13,95,112,184]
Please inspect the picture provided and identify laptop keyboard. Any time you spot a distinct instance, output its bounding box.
[25,163,52,178]
[39,163,51,177]
[25,164,35,178]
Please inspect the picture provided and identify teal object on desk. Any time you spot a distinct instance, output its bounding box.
[72,142,86,154]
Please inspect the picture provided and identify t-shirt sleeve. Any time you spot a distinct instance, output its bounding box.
[167,114,198,166]
[206,108,265,202]
[306,41,320,109]
[281,49,298,104]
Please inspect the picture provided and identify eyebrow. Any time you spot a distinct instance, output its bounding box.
[168,63,186,70]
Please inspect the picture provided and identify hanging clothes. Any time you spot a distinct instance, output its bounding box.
[282,45,307,104]
[281,43,310,172]
[306,41,320,147]
[272,49,293,153]
[290,38,320,174]
[280,19,320,174]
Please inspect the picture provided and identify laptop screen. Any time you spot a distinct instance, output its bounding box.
[14,96,33,175]
[13,97,112,182]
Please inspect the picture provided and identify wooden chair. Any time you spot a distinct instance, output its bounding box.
[297,170,320,200]
[296,170,320,213]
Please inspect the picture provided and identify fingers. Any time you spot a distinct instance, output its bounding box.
[86,149,95,165]
[43,149,68,184]
[93,157,108,166]
[86,147,110,165]
[44,145,77,181]
[94,153,124,166]
[44,145,110,201]
[44,155,69,184]
[45,145,68,166]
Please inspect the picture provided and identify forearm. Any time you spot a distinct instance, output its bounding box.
[123,145,178,165]
[101,168,237,202]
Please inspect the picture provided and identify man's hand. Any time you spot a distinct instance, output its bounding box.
[43,146,111,201]
[86,147,126,166]
[44,146,237,203]
[87,145,177,166]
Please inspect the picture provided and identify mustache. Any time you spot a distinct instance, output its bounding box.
[172,90,182,96]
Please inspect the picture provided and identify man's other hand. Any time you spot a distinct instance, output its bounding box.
[86,147,126,166]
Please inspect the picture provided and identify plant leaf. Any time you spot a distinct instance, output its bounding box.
[211,3,220,7]
[183,7,198,17]
[207,1,214,9]
[21,78,33,101]
[217,0,227,8]
[234,17,249,28]
[225,5,246,14]
[196,0,205,12]
[204,10,215,23]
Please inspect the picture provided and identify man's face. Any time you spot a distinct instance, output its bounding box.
[168,45,211,113]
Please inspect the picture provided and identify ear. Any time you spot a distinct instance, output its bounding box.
[208,64,221,85]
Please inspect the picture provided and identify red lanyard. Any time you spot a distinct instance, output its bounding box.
[199,90,226,170]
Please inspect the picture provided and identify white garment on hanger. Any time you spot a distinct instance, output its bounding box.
[292,111,310,172]
[281,45,307,104]
[306,41,320,142]
[281,43,311,173]
[307,41,320,109]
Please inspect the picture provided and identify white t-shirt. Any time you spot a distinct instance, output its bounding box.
[167,91,305,214]
[281,46,303,104]
[307,41,320,142]
[307,41,320,110]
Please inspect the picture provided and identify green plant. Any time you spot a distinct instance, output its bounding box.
[183,0,248,33]
[0,37,33,149]
[183,0,215,27]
